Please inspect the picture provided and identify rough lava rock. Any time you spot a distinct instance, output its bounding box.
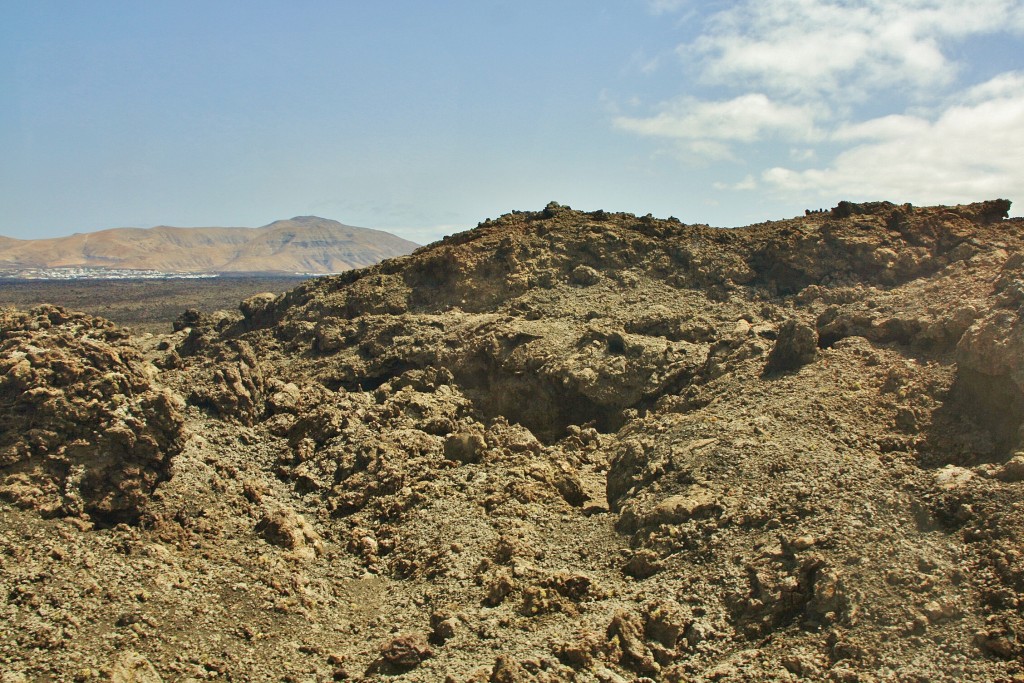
[0,305,185,524]
[763,319,818,374]
[3,200,1024,682]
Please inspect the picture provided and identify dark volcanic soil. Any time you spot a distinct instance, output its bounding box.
[0,276,310,335]
[2,200,1024,682]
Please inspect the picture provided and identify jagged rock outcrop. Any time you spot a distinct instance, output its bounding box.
[0,305,185,524]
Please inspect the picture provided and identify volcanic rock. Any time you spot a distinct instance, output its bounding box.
[0,305,185,524]
[2,199,1024,682]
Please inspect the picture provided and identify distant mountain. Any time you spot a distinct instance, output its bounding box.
[0,217,419,275]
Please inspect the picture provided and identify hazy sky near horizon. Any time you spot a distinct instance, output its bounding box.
[4,1,1024,243]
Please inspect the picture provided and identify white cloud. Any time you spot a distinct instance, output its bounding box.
[684,140,738,162]
[685,0,1024,99]
[761,72,1024,204]
[618,1,1024,210]
[833,114,929,141]
[963,71,1024,102]
[613,93,822,146]
[639,57,661,75]
[714,174,758,191]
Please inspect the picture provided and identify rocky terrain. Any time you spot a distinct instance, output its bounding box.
[0,217,418,275]
[1,199,1024,682]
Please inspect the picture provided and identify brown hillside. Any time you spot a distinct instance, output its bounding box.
[2,199,1024,681]
[0,216,419,273]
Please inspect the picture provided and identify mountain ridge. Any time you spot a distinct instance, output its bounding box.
[0,216,419,274]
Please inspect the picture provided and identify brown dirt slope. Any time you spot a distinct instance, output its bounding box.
[2,199,1024,682]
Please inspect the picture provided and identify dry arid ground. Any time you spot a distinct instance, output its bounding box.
[2,200,1024,682]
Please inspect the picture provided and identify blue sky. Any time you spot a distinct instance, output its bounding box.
[3,1,1023,243]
